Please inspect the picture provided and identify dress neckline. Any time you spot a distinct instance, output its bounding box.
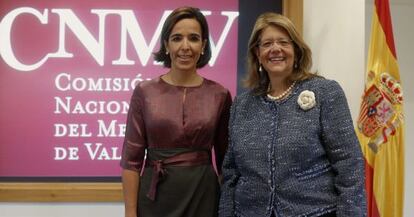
[159,75,205,88]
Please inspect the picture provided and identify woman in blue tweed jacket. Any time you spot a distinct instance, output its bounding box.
[219,13,366,217]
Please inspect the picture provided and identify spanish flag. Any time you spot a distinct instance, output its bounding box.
[356,0,405,216]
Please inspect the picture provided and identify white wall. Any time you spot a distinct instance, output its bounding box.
[303,0,365,120]
[1,1,412,216]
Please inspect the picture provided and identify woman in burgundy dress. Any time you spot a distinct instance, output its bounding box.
[120,7,232,217]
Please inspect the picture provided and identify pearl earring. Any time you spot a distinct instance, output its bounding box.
[166,51,169,55]
[259,64,263,72]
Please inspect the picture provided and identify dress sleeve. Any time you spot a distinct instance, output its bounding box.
[320,80,367,217]
[214,90,232,175]
[219,95,240,217]
[120,85,147,172]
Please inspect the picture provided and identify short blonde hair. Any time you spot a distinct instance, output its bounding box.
[244,12,317,95]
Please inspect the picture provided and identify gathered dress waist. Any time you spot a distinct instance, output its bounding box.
[144,149,211,200]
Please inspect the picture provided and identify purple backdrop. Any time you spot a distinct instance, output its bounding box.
[0,0,238,177]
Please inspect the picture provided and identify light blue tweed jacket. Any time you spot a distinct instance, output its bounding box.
[219,78,366,217]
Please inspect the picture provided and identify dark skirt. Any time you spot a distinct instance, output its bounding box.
[138,148,219,217]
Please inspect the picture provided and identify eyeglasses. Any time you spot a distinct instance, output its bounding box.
[258,39,293,50]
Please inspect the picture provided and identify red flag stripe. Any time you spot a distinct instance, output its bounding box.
[358,101,368,124]
[365,160,380,217]
[375,0,397,58]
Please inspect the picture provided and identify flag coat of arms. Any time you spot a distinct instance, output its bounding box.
[356,0,404,216]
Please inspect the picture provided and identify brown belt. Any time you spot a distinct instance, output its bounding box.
[145,150,211,201]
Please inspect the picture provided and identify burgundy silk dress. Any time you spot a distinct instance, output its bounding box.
[120,76,232,217]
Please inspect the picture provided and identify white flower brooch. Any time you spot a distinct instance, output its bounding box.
[297,90,316,110]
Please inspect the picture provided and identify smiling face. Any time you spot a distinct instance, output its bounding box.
[165,18,206,73]
[256,25,295,79]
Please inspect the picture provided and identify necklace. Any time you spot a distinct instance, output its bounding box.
[267,81,296,101]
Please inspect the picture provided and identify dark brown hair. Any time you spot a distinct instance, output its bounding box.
[153,6,212,68]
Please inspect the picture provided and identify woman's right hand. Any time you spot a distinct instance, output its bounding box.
[125,210,137,217]
[122,169,140,217]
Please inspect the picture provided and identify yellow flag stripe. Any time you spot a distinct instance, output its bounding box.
[357,0,405,216]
